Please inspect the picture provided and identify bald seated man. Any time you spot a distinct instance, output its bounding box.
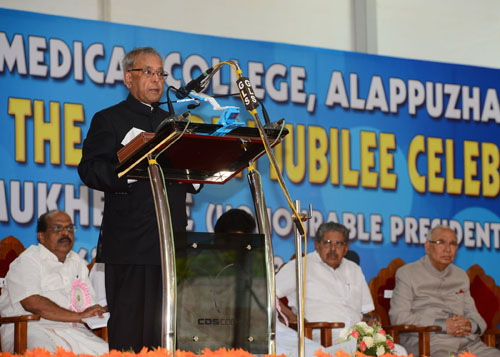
[0,210,108,355]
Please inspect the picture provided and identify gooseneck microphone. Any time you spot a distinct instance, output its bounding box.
[175,67,214,99]
[155,111,190,134]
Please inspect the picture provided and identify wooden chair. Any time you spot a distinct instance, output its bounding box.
[0,236,41,353]
[288,321,345,347]
[0,235,26,294]
[467,264,500,348]
[369,257,441,357]
[0,236,108,353]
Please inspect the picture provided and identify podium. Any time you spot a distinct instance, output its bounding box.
[116,120,287,354]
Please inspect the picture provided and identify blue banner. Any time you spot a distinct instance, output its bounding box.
[1,9,499,284]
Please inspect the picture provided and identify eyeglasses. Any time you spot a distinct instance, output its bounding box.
[127,68,168,79]
[427,240,458,247]
[48,224,77,233]
[320,239,346,248]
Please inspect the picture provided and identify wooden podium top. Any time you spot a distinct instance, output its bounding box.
[116,120,287,184]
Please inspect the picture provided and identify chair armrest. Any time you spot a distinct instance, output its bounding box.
[0,314,40,324]
[305,321,345,329]
[420,325,442,333]
[288,321,345,348]
[382,324,417,343]
[0,314,40,354]
[305,322,345,348]
[288,321,345,330]
[484,328,500,335]
[383,324,417,332]
[381,324,441,356]
[482,328,500,347]
[93,326,108,342]
[414,325,442,357]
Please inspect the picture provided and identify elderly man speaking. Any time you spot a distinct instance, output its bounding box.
[390,225,500,357]
[0,210,108,355]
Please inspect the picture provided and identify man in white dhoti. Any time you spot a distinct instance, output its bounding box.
[0,210,109,355]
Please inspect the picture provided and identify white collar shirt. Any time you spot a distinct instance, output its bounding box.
[276,250,374,329]
[0,244,96,322]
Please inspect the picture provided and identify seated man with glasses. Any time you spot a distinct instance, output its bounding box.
[0,210,108,355]
[390,225,500,357]
[276,222,376,341]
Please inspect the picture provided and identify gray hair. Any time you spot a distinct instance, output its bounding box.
[122,47,162,72]
[428,225,455,241]
[315,222,350,243]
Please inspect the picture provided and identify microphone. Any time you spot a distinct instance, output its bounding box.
[155,111,190,134]
[175,67,214,99]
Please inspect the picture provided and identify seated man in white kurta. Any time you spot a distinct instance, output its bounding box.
[276,222,406,355]
[0,210,109,355]
[276,222,374,340]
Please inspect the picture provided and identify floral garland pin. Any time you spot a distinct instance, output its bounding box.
[70,276,90,312]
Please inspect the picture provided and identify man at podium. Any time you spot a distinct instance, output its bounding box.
[78,47,201,352]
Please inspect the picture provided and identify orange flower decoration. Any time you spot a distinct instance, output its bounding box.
[313,348,332,357]
[25,347,54,357]
[334,349,352,357]
[458,351,476,357]
[0,345,424,357]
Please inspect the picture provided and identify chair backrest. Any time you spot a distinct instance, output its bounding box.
[368,257,406,326]
[87,256,96,272]
[467,264,500,330]
[0,236,26,294]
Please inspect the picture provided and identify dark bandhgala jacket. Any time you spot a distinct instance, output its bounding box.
[79,94,199,265]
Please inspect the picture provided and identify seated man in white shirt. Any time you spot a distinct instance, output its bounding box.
[0,210,109,355]
[276,222,405,355]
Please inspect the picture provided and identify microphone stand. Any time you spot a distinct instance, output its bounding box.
[166,85,176,115]
[170,61,304,354]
